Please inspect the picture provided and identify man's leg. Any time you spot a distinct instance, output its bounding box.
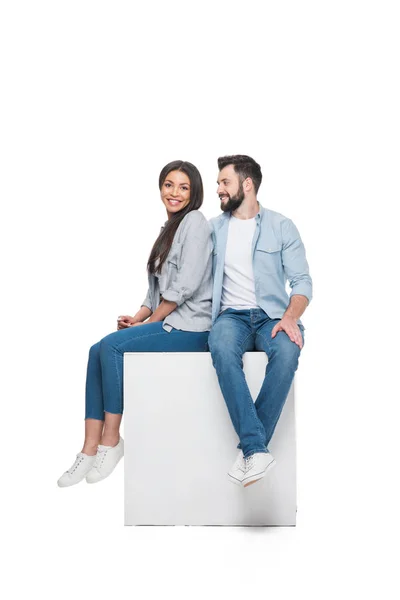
[254,319,303,448]
[208,309,267,458]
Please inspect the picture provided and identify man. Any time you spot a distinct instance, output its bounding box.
[208,155,312,488]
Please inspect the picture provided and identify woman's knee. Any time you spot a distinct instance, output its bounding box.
[88,341,101,359]
[99,329,127,360]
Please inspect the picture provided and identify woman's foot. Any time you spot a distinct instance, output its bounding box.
[86,437,124,484]
[57,453,97,487]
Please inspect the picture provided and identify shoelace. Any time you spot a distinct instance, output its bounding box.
[244,455,255,471]
[94,447,108,470]
[67,455,84,474]
[235,454,246,472]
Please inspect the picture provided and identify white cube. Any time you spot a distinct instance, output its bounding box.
[124,352,296,526]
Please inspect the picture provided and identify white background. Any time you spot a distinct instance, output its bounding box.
[1,1,399,598]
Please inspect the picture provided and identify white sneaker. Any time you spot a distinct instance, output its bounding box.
[57,453,96,487]
[228,450,246,485]
[86,437,124,483]
[242,452,276,488]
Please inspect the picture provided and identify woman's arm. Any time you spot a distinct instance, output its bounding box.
[133,305,153,322]
[132,213,211,326]
[146,299,177,323]
[117,305,152,329]
[161,213,212,307]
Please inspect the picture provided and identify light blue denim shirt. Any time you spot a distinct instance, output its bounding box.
[209,204,312,324]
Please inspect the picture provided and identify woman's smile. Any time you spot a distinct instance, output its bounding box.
[161,169,191,216]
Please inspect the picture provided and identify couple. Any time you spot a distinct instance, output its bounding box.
[58,155,312,489]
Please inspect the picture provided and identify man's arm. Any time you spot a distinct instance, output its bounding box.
[271,219,312,349]
[271,294,308,348]
[284,294,309,320]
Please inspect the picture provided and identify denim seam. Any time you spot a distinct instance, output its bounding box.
[237,331,266,450]
[238,332,254,356]
[85,413,105,421]
[112,345,123,414]
[243,448,268,459]
[218,325,265,450]
[255,331,272,355]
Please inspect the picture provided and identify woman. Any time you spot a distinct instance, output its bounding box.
[58,160,212,487]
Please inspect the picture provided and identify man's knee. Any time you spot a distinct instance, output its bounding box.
[208,327,242,365]
[272,334,301,371]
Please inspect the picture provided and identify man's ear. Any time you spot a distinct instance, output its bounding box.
[243,177,253,192]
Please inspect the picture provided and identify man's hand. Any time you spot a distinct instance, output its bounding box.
[271,316,303,349]
[117,315,140,330]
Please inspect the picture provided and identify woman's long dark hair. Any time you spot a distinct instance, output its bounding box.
[147,160,204,275]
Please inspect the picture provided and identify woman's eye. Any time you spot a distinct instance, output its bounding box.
[181,187,189,191]
[165,183,171,188]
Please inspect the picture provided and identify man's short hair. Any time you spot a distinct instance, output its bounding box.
[217,155,262,193]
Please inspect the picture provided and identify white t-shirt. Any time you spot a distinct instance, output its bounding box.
[220,216,258,311]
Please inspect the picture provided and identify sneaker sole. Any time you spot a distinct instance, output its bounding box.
[242,458,276,488]
[57,462,96,487]
[227,472,245,486]
[57,477,87,488]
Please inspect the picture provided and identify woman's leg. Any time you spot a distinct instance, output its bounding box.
[83,341,105,454]
[98,321,209,416]
[58,323,208,487]
[82,419,104,455]
[85,323,208,484]
[58,340,107,486]
[85,341,105,421]
[101,412,122,447]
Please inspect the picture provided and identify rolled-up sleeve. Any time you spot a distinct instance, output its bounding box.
[281,219,313,303]
[162,215,212,307]
[141,287,152,310]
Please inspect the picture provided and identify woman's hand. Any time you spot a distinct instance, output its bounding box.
[117,315,140,330]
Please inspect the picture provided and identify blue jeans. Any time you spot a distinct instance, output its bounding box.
[85,322,209,420]
[208,308,303,458]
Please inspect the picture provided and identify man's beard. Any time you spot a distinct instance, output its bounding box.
[220,185,245,213]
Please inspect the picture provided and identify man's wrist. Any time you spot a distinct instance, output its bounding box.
[282,313,297,322]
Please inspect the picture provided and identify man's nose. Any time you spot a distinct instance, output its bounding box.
[217,184,223,195]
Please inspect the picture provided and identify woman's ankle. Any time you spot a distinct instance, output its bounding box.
[81,441,99,456]
[100,433,120,447]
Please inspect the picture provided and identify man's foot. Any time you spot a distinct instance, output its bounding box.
[86,437,124,484]
[242,452,276,488]
[228,450,246,485]
[57,453,96,487]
